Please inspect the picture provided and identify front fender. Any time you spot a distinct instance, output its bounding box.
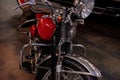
[38,55,102,78]
[66,56,102,78]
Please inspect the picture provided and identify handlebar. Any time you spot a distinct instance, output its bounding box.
[13,0,35,11]
[14,0,65,12]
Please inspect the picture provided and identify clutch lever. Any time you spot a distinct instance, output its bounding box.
[13,0,35,11]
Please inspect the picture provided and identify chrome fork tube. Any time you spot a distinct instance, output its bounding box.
[57,20,71,80]
[56,22,66,80]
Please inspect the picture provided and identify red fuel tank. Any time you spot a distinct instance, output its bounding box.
[37,17,56,41]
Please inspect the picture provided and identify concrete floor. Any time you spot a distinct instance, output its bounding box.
[0,0,120,80]
[74,22,120,80]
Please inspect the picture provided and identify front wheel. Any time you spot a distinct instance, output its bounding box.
[35,56,99,80]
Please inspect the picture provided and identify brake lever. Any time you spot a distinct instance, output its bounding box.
[13,0,35,11]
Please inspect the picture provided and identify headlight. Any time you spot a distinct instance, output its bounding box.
[74,0,94,19]
[80,0,94,18]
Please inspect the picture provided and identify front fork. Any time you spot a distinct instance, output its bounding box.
[56,22,73,80]
[55,22,87,80]
[56,39,72,80]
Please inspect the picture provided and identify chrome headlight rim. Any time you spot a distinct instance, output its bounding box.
[80,0,95,19]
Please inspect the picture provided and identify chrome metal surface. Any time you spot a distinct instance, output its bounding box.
[38,55,102,77]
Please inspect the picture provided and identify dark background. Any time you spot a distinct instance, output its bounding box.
[0,0,120,80]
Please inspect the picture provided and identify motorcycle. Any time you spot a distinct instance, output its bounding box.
[15,0,102,80]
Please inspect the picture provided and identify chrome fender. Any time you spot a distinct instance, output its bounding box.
[38,55,102,78]
[66,56,102,78]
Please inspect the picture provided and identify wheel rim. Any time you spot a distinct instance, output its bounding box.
[42,67,84,80]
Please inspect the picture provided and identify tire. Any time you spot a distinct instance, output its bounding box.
[35,56,99,80]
